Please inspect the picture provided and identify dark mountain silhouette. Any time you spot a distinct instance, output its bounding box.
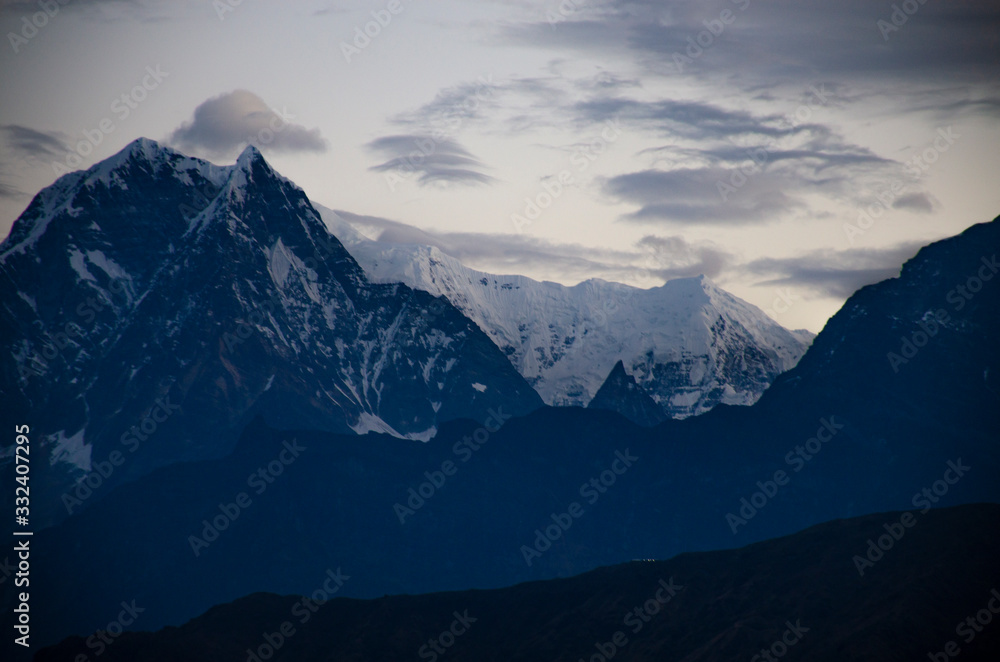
[35,504,1000,662]
[587,359,668,426]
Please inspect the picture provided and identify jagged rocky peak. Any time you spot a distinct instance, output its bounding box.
[587,360,668,427]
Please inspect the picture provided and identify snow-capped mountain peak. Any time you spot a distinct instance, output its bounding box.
[317,205,813,419]
[0,139,543,528]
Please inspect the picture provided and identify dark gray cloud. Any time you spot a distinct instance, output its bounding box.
[572,70,643,93]
[388,76,499,130]
[892,192,936,213]
[741,242,925,298]
[0,176,21,199]
[635,234,733,280]
[603,166,803,224]
[169,90,328,159]
[0,125,68,157]
[572,97,811,141]
[0,0,180,22]
[897,90,1000,121]
[365,75,503,188]
[596,94,918,226]
[498,0,1000,94]
[366,135,496,188]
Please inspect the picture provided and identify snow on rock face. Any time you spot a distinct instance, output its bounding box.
[319,206,814,419]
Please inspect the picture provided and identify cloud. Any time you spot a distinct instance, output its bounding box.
[892,192,936,213]
[0,0,183,21]
[0,176,21,199]
[0,125,68,157]
[634,234,734,280]
[593,94,914,226]
[573,96,811,141]
[169,90,327,159]
[388,75,499,130]
[491,1,1000,134]
[366,135,496,188]
[497,0,1000,89]
[603,166,804,224]
[740,242,925,298]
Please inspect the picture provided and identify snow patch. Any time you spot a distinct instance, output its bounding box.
[68,248,97,282]
[17,291,37,313]
[670,390,703,408]
[48,429,92,475]
[350,412,437,442]
[268,239,293,287]
[85,250,132,285]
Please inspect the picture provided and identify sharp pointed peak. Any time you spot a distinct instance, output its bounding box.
[117,137,177,163]
[236,144,266,168]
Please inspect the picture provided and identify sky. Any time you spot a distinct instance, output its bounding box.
[0,0,998,332]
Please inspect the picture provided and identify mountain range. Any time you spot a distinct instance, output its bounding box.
[0,140,997,659]
[319,206,813,418]
[5,205,997,649]
[0,140,812,528]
